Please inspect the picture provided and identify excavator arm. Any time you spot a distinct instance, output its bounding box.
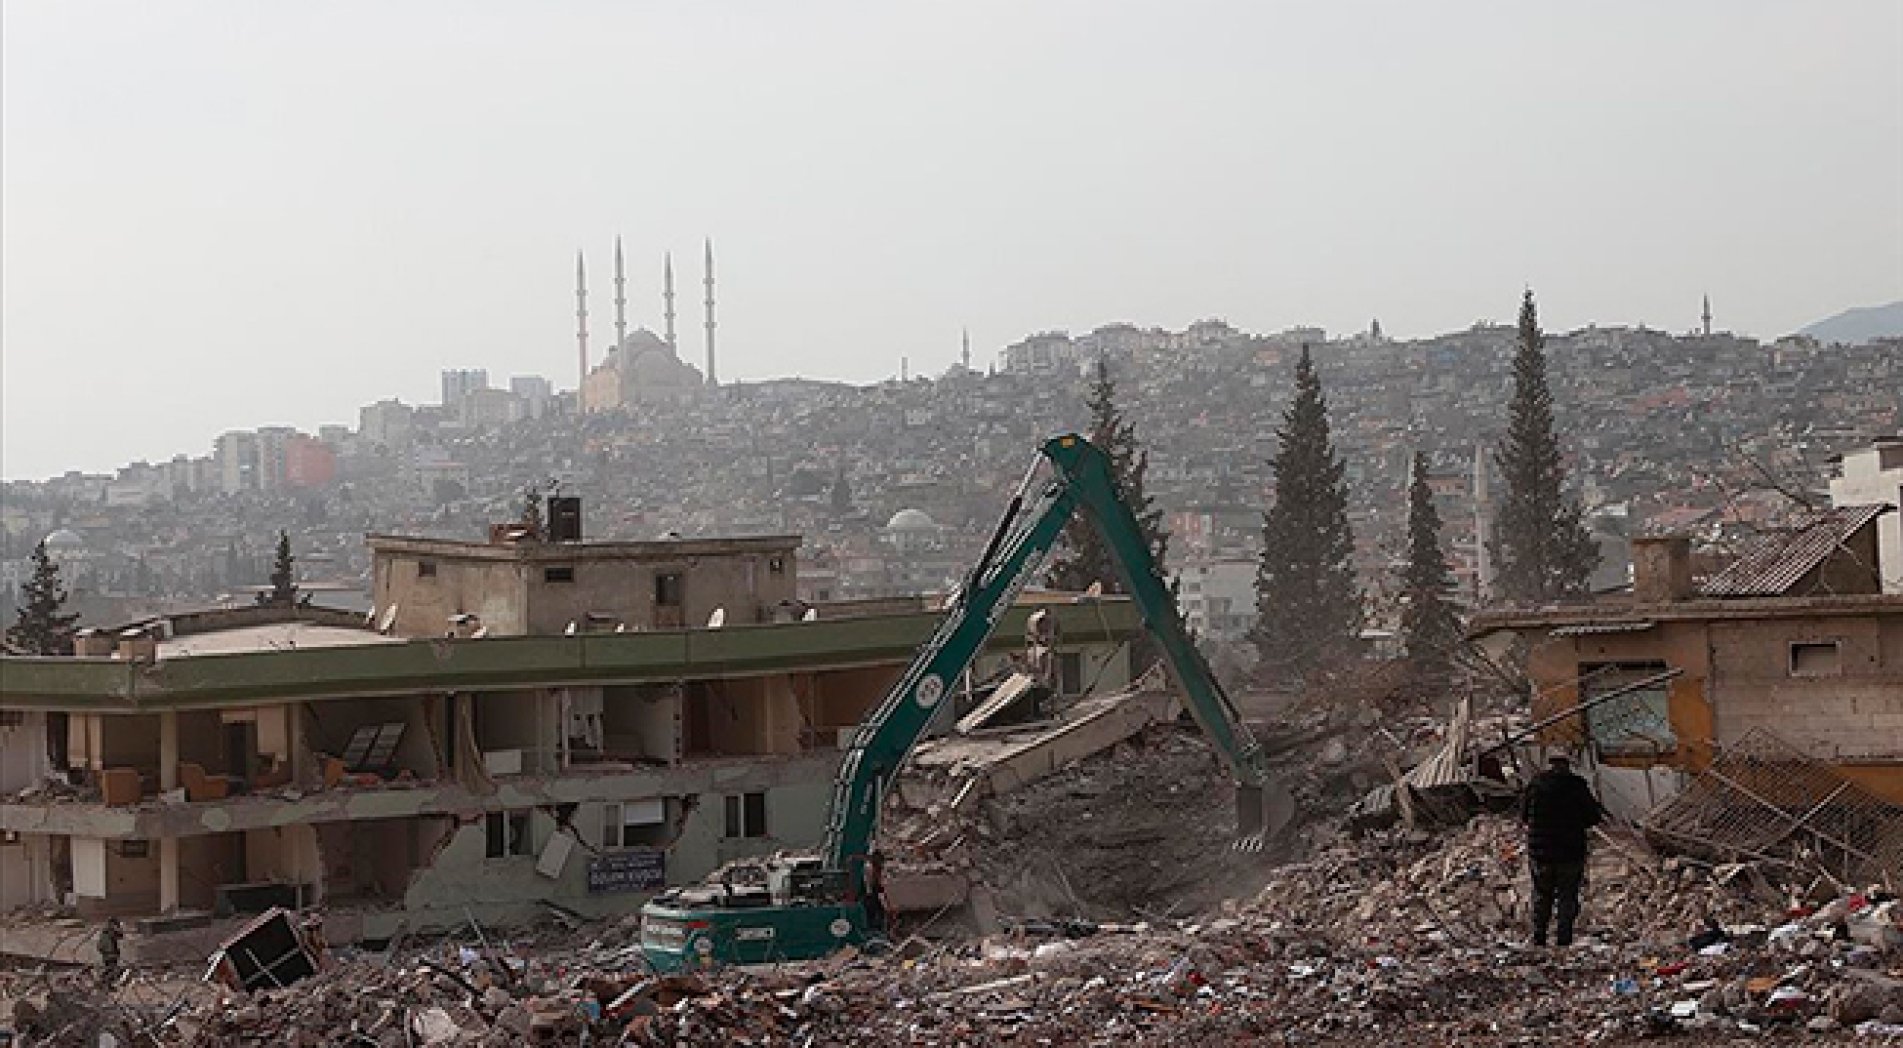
[821,434,1290,894]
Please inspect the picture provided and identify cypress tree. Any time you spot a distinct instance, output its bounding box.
[7,541,81,654]
[1493,291,1599,603]
[520,486,545,539]
[1251,346,1359,683]
[1399,451,1463,690]
[1047,357,1170,595]
[267,530,298,606]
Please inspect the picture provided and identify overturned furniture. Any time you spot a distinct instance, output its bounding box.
[206,907,328,992]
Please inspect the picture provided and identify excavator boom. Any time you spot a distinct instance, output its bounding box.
[640,434,1290,970]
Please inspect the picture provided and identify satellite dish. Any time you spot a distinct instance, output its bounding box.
[615,623,628,633]
[377,603,400,633]
[707,607,726,629]
[364,605,377,625]
[801,607,818,622]
[1080,581,1104,600]
[564,621,578,635]
[471,626,488,639]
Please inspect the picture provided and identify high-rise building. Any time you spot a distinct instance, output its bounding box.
[441,369,490,408]
[213,431,259,495]
[359,399,415,449]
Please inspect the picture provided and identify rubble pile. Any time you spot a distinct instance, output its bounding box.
[17,815,1903,1045]
[885,720,1416,923]
[968,727,1265,918]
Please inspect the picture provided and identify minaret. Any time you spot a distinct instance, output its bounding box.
[1701,294,1712,337]
[702,238,718,386]
[613,236,628,351]
[663,252,677,348]
[575,251,589,391]
[961,328,972,371]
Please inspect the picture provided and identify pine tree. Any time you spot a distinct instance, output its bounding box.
[1251,346,1359,683]
[520,485,545,539]
[7,541,81,654]
[1493,290,1600,604]
[1399,451,1463,690]
[1047,358,1169,595]
[267,531,297,606]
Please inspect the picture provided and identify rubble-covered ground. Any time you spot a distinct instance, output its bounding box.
[10,717,1903,1046]
[12,813,1903,1045]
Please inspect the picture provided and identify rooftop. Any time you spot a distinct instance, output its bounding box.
[1699,503,1890,598]
[1,598,1140,713]
[157,622,401,658]
[1469,593,1903,636]
[366,532,801,562]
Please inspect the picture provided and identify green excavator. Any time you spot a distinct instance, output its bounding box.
[639,433,1293,970]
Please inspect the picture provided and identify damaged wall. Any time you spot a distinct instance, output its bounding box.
[683,677,802,757]
[0,835,55,910]
[242,824,323,900]
[318,817,450,903]
[392,771,834,929]
[796,667,902,744]
[601,685,681,762]
[67,714,158,775]
[1509,604,1903,807]
[473,689,553,774]
[0,713,49,793]
[1711,615,1896,757]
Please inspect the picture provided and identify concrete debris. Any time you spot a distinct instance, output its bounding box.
[13,814,1903,1045]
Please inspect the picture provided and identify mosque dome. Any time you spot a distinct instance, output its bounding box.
[43,528,85,550]
[886,508,938,532]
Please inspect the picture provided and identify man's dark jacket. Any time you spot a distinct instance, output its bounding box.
[1521,767,1603,862]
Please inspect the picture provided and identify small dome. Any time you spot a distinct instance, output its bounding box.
[886,508,937,532]
[43,528,85,549]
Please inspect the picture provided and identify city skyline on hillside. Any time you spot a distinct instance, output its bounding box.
[5,3,1900,479]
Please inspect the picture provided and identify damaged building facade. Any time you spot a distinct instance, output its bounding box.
[1471,505,1903,818]
[0,526,1138,948]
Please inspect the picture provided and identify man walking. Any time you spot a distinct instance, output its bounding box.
[1521,753,1602,947]
[96,916,123,987]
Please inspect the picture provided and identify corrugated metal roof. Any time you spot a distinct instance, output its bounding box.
[1699,504,1890,598]
[1551,620,1656,637]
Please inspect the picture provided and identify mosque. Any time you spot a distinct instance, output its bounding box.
[578,237,717,412]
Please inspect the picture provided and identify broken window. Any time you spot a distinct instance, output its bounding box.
[544,565,575,583]
[768,555,787,575]
[723,792,767,839]
[1580,661,1675,757]
[485,811,533,858]
[1790,641,1842,677]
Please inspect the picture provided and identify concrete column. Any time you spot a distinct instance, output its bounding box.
[158,836,180,914]
[287,703,309,784]
[158,711,179,791]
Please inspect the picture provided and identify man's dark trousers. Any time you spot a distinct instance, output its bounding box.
[1530,859,1585,946]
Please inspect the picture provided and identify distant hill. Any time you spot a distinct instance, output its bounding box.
[1799,301,1903,344]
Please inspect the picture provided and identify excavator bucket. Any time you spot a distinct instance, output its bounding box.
[1233,778,1295,853]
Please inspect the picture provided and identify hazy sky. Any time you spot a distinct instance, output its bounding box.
[4,2,1900,481]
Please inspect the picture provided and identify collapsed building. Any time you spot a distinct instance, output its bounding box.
[0,511,1139,956]
[1470,505,1903,875]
